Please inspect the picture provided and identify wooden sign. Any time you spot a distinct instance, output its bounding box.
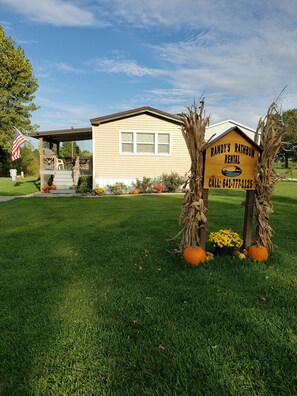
[203,127,261,190]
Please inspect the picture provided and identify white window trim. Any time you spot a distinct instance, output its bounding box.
[119,130,171,156]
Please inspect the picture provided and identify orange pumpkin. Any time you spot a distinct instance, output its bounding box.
[183,246,207,266]
[248,245,269,261]
[248,245,257,258]
[132,188,140,194]
[51,184,57,190]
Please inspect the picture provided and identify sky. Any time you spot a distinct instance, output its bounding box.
[1,0,297,151]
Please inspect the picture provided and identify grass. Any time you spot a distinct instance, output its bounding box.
[0,182,296,395]
[274,165,297,179]
[0,177,40,196]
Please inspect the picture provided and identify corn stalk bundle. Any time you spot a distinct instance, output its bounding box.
[254,102,287,252]
[177,100,210,251]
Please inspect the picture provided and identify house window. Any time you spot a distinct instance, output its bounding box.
[120,131,171,155]
[158,133,170,154]
[121,132,134,153]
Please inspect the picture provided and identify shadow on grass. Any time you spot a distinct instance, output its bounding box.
[1,195,296,395]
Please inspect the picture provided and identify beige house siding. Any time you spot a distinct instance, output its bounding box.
[93,113,190,187]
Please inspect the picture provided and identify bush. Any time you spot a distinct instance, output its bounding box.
[77,176,92,193]
[153,183,164,193]
[133,177,154,193]
[94,187,105,195]
[107,182,128,195]
[160,172,186,192]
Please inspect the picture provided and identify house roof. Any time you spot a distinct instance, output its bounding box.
[29,106,255,144]
[90,106,183,126]
[29,127,92,143]
[203,126,262,152]
[207,119,255,132]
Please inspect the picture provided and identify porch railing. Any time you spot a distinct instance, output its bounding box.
[39,155,93,173]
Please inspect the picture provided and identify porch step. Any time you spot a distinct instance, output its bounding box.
[54,184,72,190]
[50,189,74,194]
[53,170,74,190]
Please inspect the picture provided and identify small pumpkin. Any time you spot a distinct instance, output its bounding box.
[42,185,49,193]
[248,245,269,261]
[51,184,57,190]
[183,246,207,266]
[132,188,140,194]
[243,249,249,257]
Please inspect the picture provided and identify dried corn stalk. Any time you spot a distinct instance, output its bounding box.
[178,100,210,251]
[254,102,287,251]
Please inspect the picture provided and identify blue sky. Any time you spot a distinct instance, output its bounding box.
[1,0,297,151]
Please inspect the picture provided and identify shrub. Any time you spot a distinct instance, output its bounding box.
[132,177,154,193]
[153,183,164,193]
[77,176,92,193]
[94,187,105,195]
[107,182,128,195]
[160,172,186,192]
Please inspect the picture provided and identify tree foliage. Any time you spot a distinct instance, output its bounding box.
[0,26,38,154]
[277,108,297,167]
[59,141,81,157]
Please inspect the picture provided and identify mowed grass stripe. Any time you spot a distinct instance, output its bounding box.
[0,183,296,395]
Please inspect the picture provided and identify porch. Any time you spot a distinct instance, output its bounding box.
[29,126,93,193]
[40,156,93,193]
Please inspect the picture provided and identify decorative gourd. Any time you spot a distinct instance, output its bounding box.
[132,188,140,194]
[51,184,57,190]
[183,246,207,265]
[248,245,269,261]
[243,249,249,257]
[42,185,49,193]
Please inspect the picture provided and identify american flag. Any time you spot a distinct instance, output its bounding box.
[11,128,27,161]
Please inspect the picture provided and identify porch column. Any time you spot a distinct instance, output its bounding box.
[39,137,44,190]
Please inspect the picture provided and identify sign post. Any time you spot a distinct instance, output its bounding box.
[200,127,262,250]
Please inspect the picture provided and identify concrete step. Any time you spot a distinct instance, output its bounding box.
[53,170,74,190]
[55,170,73,175]
[54,173,73,178]
[54,178,73,183]
[50,189,74,194]
[53,184,73,189]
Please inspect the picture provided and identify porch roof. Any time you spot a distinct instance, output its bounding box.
[28,127,92,143]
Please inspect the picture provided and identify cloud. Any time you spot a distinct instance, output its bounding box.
[88,57,163,77]
[54,62,84,74]
[149,20,297,101]
[32,96,100,130]
[96,0,297,31]
[0,0,96,27]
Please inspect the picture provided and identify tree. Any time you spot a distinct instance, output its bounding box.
[0,26,38,173]
[80,150,92,157]
[278,109,297,167]
[17,142,40,176]
[59,141,81,157]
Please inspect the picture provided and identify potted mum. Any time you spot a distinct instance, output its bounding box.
[209,229,243,256]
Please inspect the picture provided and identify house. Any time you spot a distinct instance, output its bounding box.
[205,120,255,142]
[29,106,255,192]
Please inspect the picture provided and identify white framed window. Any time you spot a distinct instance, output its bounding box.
[120,130,171,155]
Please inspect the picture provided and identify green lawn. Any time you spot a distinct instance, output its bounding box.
[0,177,40,196]
[0,183,296,395]
[275,166,297,179]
